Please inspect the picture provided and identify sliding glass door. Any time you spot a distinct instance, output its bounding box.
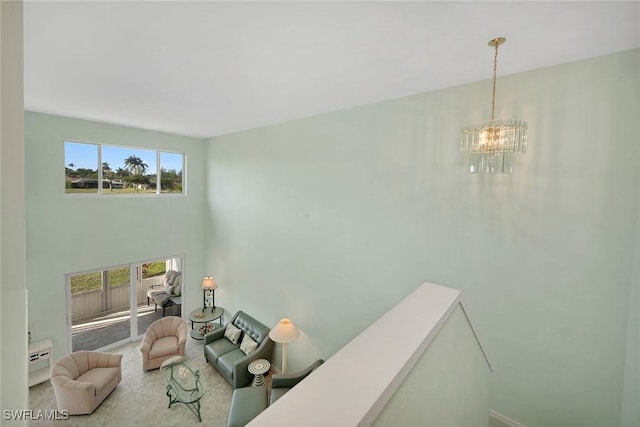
[67,256,183,352]
[69,265,132,351]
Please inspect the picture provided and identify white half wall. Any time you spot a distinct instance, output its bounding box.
[249,282,491,427]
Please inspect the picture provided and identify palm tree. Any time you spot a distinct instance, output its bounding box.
[102,162,112,190]
[123,155,149,191]
[123,155,148,175]
[65,163,76,178]
[115,167,129,179]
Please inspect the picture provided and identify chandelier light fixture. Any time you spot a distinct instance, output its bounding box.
[460,37,527,174]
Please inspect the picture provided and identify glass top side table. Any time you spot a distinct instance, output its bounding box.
[161,356,206,422]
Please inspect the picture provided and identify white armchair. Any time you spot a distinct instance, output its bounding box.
[140,316,187,371]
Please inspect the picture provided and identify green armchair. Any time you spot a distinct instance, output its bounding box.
[269,359,324,404]
[226,359,324,427]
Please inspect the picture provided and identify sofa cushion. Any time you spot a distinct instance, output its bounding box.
[76,367,120,395]
[218,349,246,379]
[153,292,173,307]
[225,323,242,345]
[149,336,179,359]
[240,335,258,355]
[204,337,237,363]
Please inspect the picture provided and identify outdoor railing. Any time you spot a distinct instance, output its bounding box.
[71,276,165,321]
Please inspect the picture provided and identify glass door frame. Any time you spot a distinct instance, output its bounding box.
[65,254,185,353]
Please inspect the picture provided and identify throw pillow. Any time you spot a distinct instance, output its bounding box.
[164,270,178,286]
[172,275,182,296]
[164,285,174,295]
[224,323,242,345]
[240,335,258,355]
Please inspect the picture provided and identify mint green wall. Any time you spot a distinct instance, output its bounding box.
[206,49,640,427]
[622,170,640,426]
[373,305,490,427]
[25,112,207,356]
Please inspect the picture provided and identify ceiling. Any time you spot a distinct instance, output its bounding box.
[23,1,640,139]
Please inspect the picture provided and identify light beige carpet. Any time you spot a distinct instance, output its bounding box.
[28,337,235,427]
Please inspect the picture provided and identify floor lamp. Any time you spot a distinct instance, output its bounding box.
[269,318,300,373]
[201,276,217,312]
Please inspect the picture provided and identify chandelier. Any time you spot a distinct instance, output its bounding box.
[460,37,527,174]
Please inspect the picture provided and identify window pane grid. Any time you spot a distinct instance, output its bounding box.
[64,141,184,196]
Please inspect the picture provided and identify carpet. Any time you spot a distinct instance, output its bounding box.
[28,337,236,426]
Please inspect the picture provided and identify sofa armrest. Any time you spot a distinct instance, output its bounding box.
[204,326,226,345]
[271,373,304,389]
[177,326,187,351]
[139,334,154,355]
[272,359,324,389]
[232,337,274,389]
[104,353,122,368]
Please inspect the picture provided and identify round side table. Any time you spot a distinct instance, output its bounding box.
[248,359,270,387]
[188,307,224,340]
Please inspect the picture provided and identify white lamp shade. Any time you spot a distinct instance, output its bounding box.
[201,276,217,289]
[269,318,300,343]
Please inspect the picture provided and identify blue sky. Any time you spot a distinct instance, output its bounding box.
[64,141,183,173]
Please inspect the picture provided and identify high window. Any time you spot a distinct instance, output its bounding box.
[64,141,184,195]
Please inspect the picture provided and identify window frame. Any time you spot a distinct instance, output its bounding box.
[64,140,186,197]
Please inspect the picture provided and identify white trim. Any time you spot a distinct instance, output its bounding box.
[129,265,138,339]
[63,139,185,197]
[459,303,493,372]
[65,254,185,352]
[490,409,528,427]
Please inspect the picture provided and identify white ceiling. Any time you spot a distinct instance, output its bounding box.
[23,1,640,139]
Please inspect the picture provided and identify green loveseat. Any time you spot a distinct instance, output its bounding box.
[204,310,274,389]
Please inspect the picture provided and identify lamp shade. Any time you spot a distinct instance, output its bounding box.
[201,276,217,289]
[269,318,300,343]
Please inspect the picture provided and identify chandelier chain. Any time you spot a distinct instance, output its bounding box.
[491,40,499,123]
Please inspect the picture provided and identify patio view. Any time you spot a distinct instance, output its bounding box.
[71,260,180,351]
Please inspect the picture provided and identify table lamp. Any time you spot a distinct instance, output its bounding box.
[269,318,300,373]
[201,276,217,312]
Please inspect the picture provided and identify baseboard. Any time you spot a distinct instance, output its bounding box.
[270,366,282,375]
[490,409,527,427]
